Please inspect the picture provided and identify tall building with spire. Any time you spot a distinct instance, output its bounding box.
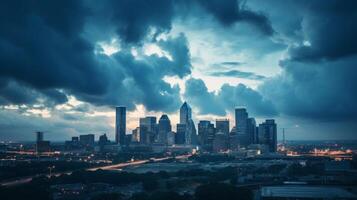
[115,106,126,145]
[177,102,196,145]
[180,102,192,125]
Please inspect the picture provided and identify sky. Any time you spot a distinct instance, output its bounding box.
[0,0,356,141]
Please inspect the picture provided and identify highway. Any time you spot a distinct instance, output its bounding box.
[0,154,189,187]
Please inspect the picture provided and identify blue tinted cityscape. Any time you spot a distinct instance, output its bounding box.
[1,0,357,200]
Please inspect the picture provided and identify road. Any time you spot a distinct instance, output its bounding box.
[0,154,190,187]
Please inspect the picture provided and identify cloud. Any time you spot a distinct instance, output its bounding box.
[288,0,357,62]
[96,0,175,44]
[220,61,244,66]
[209,70,266,80]
[184,78,277,117]
[0,1,191,113]
[259,0,357,121]
[193,0,274,35]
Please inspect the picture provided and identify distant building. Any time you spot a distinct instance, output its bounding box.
[65,136,80,150]
[36,131,44,142]
[35,132,50,153]
[216,119,229,135]
[98,133,110,151]
[198,120,215,150]
[36,141,51,153]
[235,107,249,146]
[80,134,95,147]
[115,106,126,145]
[131,127,140,143]
[258,119,277,152]
[139,116,157,144]
[176,124,186,144]
[247,118,257,144]
[177,102,196,145]
[167,131,175,145]
[186,119,197,145]
[212,132,228,152]
[98,133,109,145]
[229,126,239,150]
[180,102,192,125]
[158,114,172,145]
[260,186,357,200]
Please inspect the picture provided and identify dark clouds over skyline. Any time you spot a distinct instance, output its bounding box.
[0,0,356,140]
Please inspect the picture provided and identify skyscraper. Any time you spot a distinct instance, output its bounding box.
[258,119,277,152]
[158,114,172,144]
[216,119,229,135]
[247,118,257,145]
[175,123,186,144]
[186,119,197,145]
[115,106,126,145]
[198,120,215,150]
[180,102,192,124]
[36,131,44,142]
[235,107,249,146]
[177,102,196,145]
[139,116,157,144]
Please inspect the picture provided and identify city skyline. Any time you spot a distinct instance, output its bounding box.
[0,1,357,200]
[0,0,357,142]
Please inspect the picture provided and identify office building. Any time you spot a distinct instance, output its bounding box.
[258,119,277,152]
[35,131,50,153]
[115,106,126,145]
[80,134,95,147]
[167,131,175,145]
[158,114,172,145]
[36,131,44,142]
[198,120,215,150]
[213,132,228,152]
[132,127,140,143]
[247,118,257,144]
[186,119,197,145]
[229,126,239,150]
[139,116,157,144]
[235,107,249,146]
[180,102,192,125]
[216,119,229,135]
[176,124,186,144]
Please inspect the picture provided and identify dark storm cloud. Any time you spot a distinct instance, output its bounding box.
[0,0,190,113]
[184,78,277,117]
[99,0,175,44]
[260,0,357,121]
[193,0,274,35]
[210,70,266,80]
[0,79,67,106]
[0,0,108,95]
[288,0,357,62]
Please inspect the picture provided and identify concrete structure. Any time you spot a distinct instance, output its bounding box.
[216,119,229,135]
[212,132,228,152]
[260,186,357,199]
[235,107,249,146]
[180,102,192,125]
[79,134,95,147]
[198,120,215,150]
[158,114,171,145]
[175,123,186,144]
[139,116,157,144]
[115,106,126,145]
[258,119,277,152]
